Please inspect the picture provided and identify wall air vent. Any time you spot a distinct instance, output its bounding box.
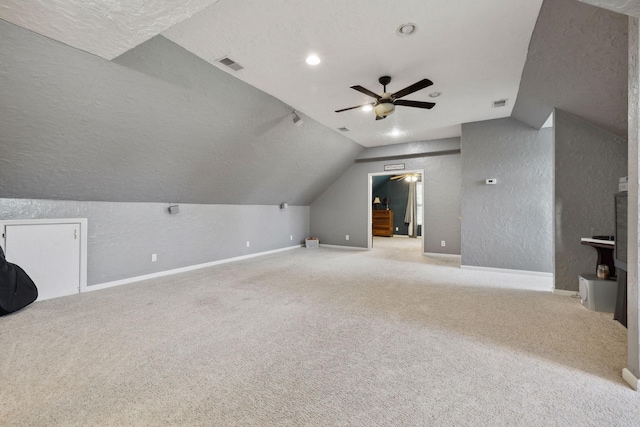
[338,127,350,132]
[492,99,508,108]
[218,57,244,71]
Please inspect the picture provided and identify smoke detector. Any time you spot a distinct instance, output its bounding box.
[397,23,417,37]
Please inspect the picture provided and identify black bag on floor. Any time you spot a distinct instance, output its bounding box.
[0,246,38,316]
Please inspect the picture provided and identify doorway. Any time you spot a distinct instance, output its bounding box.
[368,169,424,251]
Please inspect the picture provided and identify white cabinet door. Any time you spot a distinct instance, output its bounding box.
[4,223,81,301]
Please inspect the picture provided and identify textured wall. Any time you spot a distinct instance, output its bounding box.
[627,16,639,376]
[0,21,362,205]
[0,198,309,286]
[461,118,553,273]
[512,0,628,136]
[311,140,461,254]
[554,110,627,291]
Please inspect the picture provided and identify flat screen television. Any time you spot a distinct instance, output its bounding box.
[615,191,627,271]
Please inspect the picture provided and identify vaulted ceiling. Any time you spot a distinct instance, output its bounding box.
[0,0,543,147]
[0,0,631,205]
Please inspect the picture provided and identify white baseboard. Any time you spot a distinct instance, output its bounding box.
[424,252,461,259]
[319,244,368,251]
[461,265,553,278]
[460,265,553,292]
[623,368,639,390]
[89,245,302,292]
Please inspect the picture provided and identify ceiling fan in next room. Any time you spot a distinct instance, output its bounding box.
[390,173,421,182]
[335,76,436,120]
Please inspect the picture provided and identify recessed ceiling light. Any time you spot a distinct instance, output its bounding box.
[362,105,373,112]
[389,128,404,138]
[306,54,321,66]
[397,23,417,37]
[429,92,441,98]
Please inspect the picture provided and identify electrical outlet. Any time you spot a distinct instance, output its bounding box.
[396,227,399,231]
[441,241,446,247]
[151,254,157,262]
[290,235,293,240]
[346,235,349,241]
[246,241,250,248]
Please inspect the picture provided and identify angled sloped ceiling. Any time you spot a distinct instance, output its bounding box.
[0,20,363,205]
[577,0,640,17]
[512,0,628,136]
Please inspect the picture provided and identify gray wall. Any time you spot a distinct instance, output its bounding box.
[461,118,553,272]
[0,198,309,286]
[512,0,628,136]
[627,14,640,380]
[0,20,363,205]
[554,110,627,291]
[311,139,461,254]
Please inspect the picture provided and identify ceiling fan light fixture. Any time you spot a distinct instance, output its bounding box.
[374,102,395,117]
[397,23,417,37]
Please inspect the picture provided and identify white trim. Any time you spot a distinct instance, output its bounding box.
[0,218,88,296]
[460,265,553,278]
[319,244,368,251]
[623,368,639,391]
[553,289,579,297]
[89,245,302,292]
[424,252,461,259]
[461,265,553,292]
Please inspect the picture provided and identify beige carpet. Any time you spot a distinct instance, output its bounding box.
[1,237,638,426]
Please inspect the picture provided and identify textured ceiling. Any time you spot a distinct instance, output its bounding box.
[577,0,640,17]
[0,0,543,147]
[0,0,219,59]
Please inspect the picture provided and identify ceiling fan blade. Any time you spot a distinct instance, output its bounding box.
[391,79,433,99]
[394,99,436,109]
[335,103,374,113]
[351,85,382,100]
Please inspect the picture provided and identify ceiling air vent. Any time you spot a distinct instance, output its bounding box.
[492,99,508,108]
[338,127,350,132]
[218,57,244,71]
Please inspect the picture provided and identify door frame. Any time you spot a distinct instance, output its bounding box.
[1,218,88,293]
[368,169,425,250]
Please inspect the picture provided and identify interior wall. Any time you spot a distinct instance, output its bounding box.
[512,0,628,136]
[0,198,309,286]
[311,141,461,254]
[626,14,640,381]
[0,20,362,206]
[554,109,628,291]
[460,117,553,273]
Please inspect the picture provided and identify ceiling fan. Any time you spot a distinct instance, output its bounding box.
[335,76,436,120]
[390,173,421,182]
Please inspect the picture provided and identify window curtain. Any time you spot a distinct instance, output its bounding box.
[404,181,418,238]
